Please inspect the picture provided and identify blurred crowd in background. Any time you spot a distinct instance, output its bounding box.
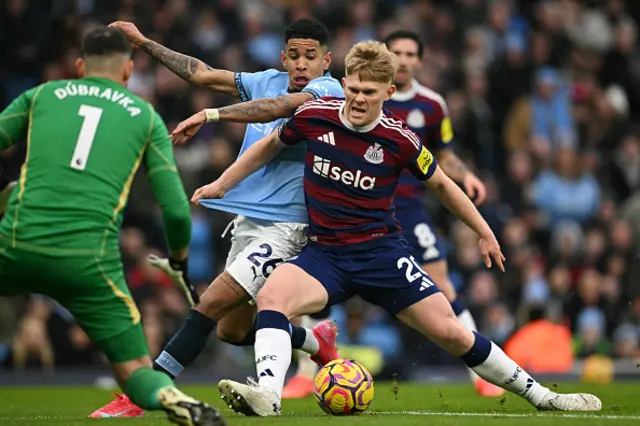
[2,0,640,376]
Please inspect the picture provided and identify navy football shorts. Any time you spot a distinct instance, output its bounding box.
[288,238,441,315]
[394,203,446,265]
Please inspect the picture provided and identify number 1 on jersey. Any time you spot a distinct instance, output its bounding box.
[71,105,103,171]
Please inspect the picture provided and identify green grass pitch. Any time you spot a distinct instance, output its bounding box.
[1,382,638,425]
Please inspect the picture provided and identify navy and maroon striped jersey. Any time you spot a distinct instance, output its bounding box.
[384,80,453,207]
[278,97,438,248]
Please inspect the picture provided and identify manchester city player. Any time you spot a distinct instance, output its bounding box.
[92,18,342,418]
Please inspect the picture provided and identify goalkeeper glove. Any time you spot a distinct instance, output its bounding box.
[148,254,200,307]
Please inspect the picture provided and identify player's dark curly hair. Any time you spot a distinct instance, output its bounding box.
[383,30,424,59]
[82,27,133,58]
[285,18,330,47]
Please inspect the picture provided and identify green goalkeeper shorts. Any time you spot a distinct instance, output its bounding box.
[0,241,148,363]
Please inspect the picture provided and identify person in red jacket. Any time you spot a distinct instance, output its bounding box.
[504,305,574,373]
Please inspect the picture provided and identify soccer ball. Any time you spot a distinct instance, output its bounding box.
[313,358,375,415]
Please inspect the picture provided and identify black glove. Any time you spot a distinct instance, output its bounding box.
[148,255,200,307]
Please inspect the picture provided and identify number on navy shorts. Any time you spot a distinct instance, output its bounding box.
[397,255,436,291]
[247,243,284,278]
[414,223,440,261]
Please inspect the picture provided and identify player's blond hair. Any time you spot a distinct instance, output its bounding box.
[345,41,399,84]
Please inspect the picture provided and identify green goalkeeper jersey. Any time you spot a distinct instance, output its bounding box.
[0,76,191,256]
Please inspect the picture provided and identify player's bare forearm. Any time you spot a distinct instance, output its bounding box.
[140,39,206,80]
[149,169,192,253]
[425,167,493,238]
[436,150,469,183]
[140,40,238,95]
[145,113,192,252]
[218,132,284,191]
[218,93,314,123]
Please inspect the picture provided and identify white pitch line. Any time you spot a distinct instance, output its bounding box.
[374,411,640,421]
[0,416,77,422]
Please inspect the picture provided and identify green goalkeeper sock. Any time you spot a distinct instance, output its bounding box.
[124,367,174,410]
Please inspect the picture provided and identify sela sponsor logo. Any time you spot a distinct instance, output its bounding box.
[256,354,278,365]
[312,155,376,190]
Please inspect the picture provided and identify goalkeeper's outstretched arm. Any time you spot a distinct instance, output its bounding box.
[144,109,200,306]
[144,110,192,260]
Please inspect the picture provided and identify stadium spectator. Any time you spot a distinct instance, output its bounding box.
[573,307,612,357]
[504,304,574,373]
[504,67,576,154]
[531,147,600,229]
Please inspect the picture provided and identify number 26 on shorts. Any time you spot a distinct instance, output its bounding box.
[247,243,284,279]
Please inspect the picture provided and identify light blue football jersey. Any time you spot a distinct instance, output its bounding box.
[199,70,344,223]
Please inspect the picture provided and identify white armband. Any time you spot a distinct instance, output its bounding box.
[204,108,220,123]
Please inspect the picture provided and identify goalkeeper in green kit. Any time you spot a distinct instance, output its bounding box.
[0,27,224,426]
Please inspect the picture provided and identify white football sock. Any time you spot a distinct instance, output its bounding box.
[456,309,480,382]
[296,316,321,378]
[300,316,321,354]
[300,329,320,355]
[255,328,292,400]
[457,309,477,331]
[472,342,549,407]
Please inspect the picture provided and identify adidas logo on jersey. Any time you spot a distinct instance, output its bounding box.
[312,156,376,190]
[318,132,335,145]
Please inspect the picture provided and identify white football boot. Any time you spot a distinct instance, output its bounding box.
[537,391,602,412]
[218,378,281,417]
